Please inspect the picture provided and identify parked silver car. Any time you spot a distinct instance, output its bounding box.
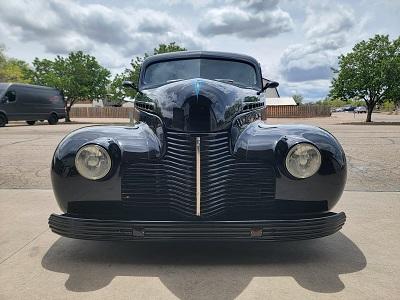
[333,107,344,112]
[354,106,367,113]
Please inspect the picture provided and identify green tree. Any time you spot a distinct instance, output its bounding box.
[316,97,365,108]
[107,73,126,104]
[124,42,186,91]
[30,51,110,122]
[330,34,400,122]
[153,42,187,55]
[381,100,395,112]
[0,45,31,83]
[0,45,5,65]
[292,94,303,105]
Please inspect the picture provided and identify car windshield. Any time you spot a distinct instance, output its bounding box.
[143,58,259,89]
[0,87,6,98]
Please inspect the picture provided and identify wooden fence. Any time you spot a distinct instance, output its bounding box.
[265,105,331,118]
[70,107,134,118]
[70,105,331,119]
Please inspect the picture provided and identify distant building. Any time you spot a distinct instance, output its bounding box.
[122,96,135,107]
[262,79,296,105]
[122,101,135,107]
[266,97,297,106]
[265,86,280,98]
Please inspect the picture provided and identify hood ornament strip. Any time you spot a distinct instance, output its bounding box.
[193,79,203,100]
[196,137,201,216]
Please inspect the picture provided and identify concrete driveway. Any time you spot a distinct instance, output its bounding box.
[0,113,399,299]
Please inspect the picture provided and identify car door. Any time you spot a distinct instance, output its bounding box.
[29,88,48,120]
[19,87,42,121]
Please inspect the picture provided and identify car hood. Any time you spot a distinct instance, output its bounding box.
[136,78,261,132]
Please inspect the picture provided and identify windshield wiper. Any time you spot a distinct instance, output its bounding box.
[166,79,185,83]
[214,78,234,83]
[214,78,254,89]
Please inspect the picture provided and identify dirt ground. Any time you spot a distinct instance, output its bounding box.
[0,112,399,299]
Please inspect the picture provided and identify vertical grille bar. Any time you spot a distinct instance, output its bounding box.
[196,137,201,216]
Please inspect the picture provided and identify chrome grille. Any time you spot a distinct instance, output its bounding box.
[121,131,276,219]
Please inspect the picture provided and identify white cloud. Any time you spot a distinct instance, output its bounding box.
[303,3,355,39]
[198,0,293,39]
[280,1,357,82]
[277,1,362,99]
[279,79,332,101]
[0,0,203,70]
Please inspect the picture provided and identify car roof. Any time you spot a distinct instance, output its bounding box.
[141,51,261,69]
[0,82,11,89]
[0,83,58,90]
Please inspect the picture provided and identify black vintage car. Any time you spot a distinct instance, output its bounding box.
[49,51,346,241]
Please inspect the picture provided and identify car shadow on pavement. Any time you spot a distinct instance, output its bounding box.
[41,232,366,299]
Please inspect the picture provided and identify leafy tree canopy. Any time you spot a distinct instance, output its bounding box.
[0,45,31,83]
[315,97,365,107]
[292,94,303,105]
[0,45,6,66]
[330,34,400,122]
[107,73,126,104]
[29,51,110,121]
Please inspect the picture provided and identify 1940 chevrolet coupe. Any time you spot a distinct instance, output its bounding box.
[49,51,346,241]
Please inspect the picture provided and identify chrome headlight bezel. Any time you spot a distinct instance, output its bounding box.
[285,143,322,179]
[75,144,112,180]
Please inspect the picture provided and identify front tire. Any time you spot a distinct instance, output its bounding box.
[48,114,59,125]
[26,121,36,125]
[0,114,7,127]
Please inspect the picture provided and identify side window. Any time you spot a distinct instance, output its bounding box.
[5,91,16,102]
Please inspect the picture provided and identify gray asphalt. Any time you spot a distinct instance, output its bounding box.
[0,113,399,299]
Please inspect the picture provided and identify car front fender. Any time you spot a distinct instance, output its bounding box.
[233,121,347,209]
[51,123,161,212]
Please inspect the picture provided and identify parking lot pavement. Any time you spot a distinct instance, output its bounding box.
[0,113,399,299]
[1,114,399,191]
[268,113,400,192]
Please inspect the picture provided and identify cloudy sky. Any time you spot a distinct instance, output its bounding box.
[1,0,399,101]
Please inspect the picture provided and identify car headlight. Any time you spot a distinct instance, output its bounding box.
[285,143,321,179]
[75,144,112,180]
